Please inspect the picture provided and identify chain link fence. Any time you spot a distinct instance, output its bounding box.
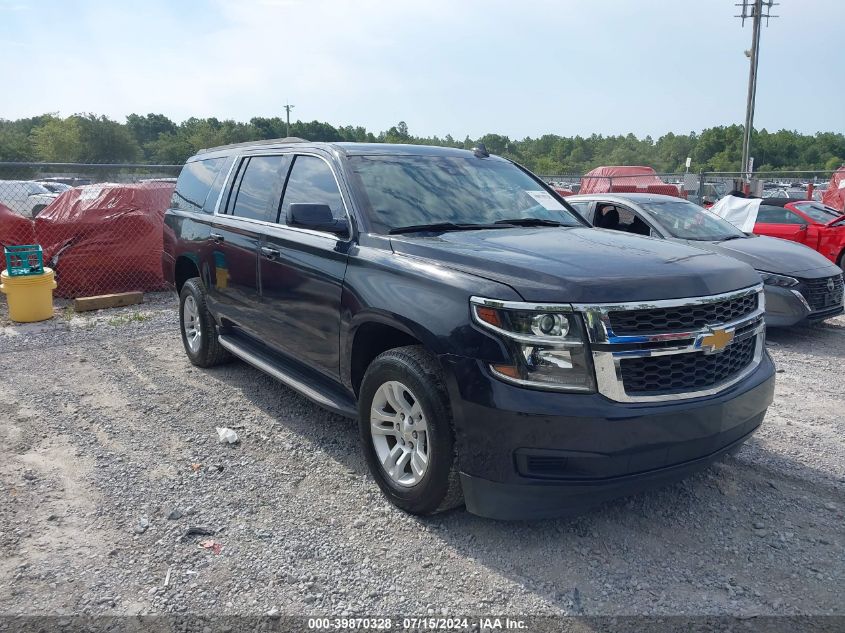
[539,172,693,198]
[1,162,181,299]
[696,170,840,207]
[1,160,841,302]
[539,169,842,209]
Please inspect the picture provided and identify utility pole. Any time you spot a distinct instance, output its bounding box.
[736,0,778,181]
[283,103,295,137]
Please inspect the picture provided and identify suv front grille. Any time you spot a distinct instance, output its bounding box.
[619,335,756,395]
[608,293,758,335]
[802,275,844,312]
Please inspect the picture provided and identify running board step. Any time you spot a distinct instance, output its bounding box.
[218,333,357,419]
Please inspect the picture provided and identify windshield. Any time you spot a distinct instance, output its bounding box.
[346,154,584,234]
[639,199,746,241]
[792,202,842,223]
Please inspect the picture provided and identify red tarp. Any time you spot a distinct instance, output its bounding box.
[579,165,683,197]
[822,167,845,212]
[0,203,36,272]
[35,182,174,298]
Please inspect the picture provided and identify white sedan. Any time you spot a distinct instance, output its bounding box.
[0,180,59,217]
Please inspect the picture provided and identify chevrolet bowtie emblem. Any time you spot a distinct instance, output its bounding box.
[701,328,734,353]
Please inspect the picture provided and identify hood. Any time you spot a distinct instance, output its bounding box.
[390,227,761,303]
[680,235,840,278]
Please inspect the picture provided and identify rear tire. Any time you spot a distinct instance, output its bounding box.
[358,345,463,515]
[179,277,230,367]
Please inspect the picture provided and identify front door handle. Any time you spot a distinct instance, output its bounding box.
[261,246,280,260]
[210,232,225,244]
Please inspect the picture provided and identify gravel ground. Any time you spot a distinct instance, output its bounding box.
[0,293,843,617]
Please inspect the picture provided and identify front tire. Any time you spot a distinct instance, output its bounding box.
[358,346,463,515]
[179,277,230,367]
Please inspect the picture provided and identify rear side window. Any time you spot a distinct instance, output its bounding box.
[202,155,235,213]
[279,155,345,224]
[172,157,224,213]
[229,155,289,221]
[756,205,806,225]
[792,202,840,223]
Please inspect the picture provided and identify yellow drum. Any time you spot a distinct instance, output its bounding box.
[0,267,57,323]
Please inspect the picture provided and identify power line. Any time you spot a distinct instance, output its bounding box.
[283,103,295,137]
[736,0,778,181]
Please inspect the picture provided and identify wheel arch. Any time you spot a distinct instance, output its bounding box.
[346,313,440,397]
[174,255,201,293]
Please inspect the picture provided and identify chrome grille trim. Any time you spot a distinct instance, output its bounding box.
[577,285,765,403]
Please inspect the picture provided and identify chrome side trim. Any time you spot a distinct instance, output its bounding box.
[470,296,574,313]
[212,150,354,241]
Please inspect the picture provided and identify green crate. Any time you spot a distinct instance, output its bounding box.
[4,245,44,276]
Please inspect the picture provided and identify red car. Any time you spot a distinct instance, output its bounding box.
[753,198,845,269]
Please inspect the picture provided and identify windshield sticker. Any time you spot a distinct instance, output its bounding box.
[525,190,565,211]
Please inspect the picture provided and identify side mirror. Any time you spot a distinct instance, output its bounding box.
[288,203,349,236]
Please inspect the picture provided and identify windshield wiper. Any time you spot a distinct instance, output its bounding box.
[494,218,566,227]
[388,222,506,235]
[718,235,745,242]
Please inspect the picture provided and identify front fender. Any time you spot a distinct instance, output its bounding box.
[339,242,521,390]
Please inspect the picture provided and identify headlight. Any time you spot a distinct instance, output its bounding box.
[757,271,799,288]
[470,297,595,392]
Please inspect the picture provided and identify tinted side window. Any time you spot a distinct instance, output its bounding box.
[201,155,235,213]
[280,155,344,224]
[172,157,224,213]
[756,205,805,225]
[230,155,288,221]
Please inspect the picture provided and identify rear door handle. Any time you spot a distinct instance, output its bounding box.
[210,232,224,244]
[261,246,280,260]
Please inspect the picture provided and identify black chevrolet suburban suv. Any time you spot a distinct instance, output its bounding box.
[163,139,775,520]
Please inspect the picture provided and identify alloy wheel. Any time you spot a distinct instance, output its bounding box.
[182,295,202,354]
[369,380,430,487]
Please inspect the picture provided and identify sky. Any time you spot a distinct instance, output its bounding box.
[1,0,841,139]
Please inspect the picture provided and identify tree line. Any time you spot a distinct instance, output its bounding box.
[1,113,842,174]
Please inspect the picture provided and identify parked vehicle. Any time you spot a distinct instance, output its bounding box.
[822,166,845,211]
[34,181,72,194]
[579,165,685,198]
[568,193,844,327]
[763,187,808,200]
[713,196,845,270]
[39,176,93,187]
[0,180,59,217]
[164,140,774,520]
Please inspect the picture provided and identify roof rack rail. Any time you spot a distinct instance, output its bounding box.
[197,137,309,154]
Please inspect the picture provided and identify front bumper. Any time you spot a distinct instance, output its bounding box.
[764,284,843,327]
[440,351,775,520]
